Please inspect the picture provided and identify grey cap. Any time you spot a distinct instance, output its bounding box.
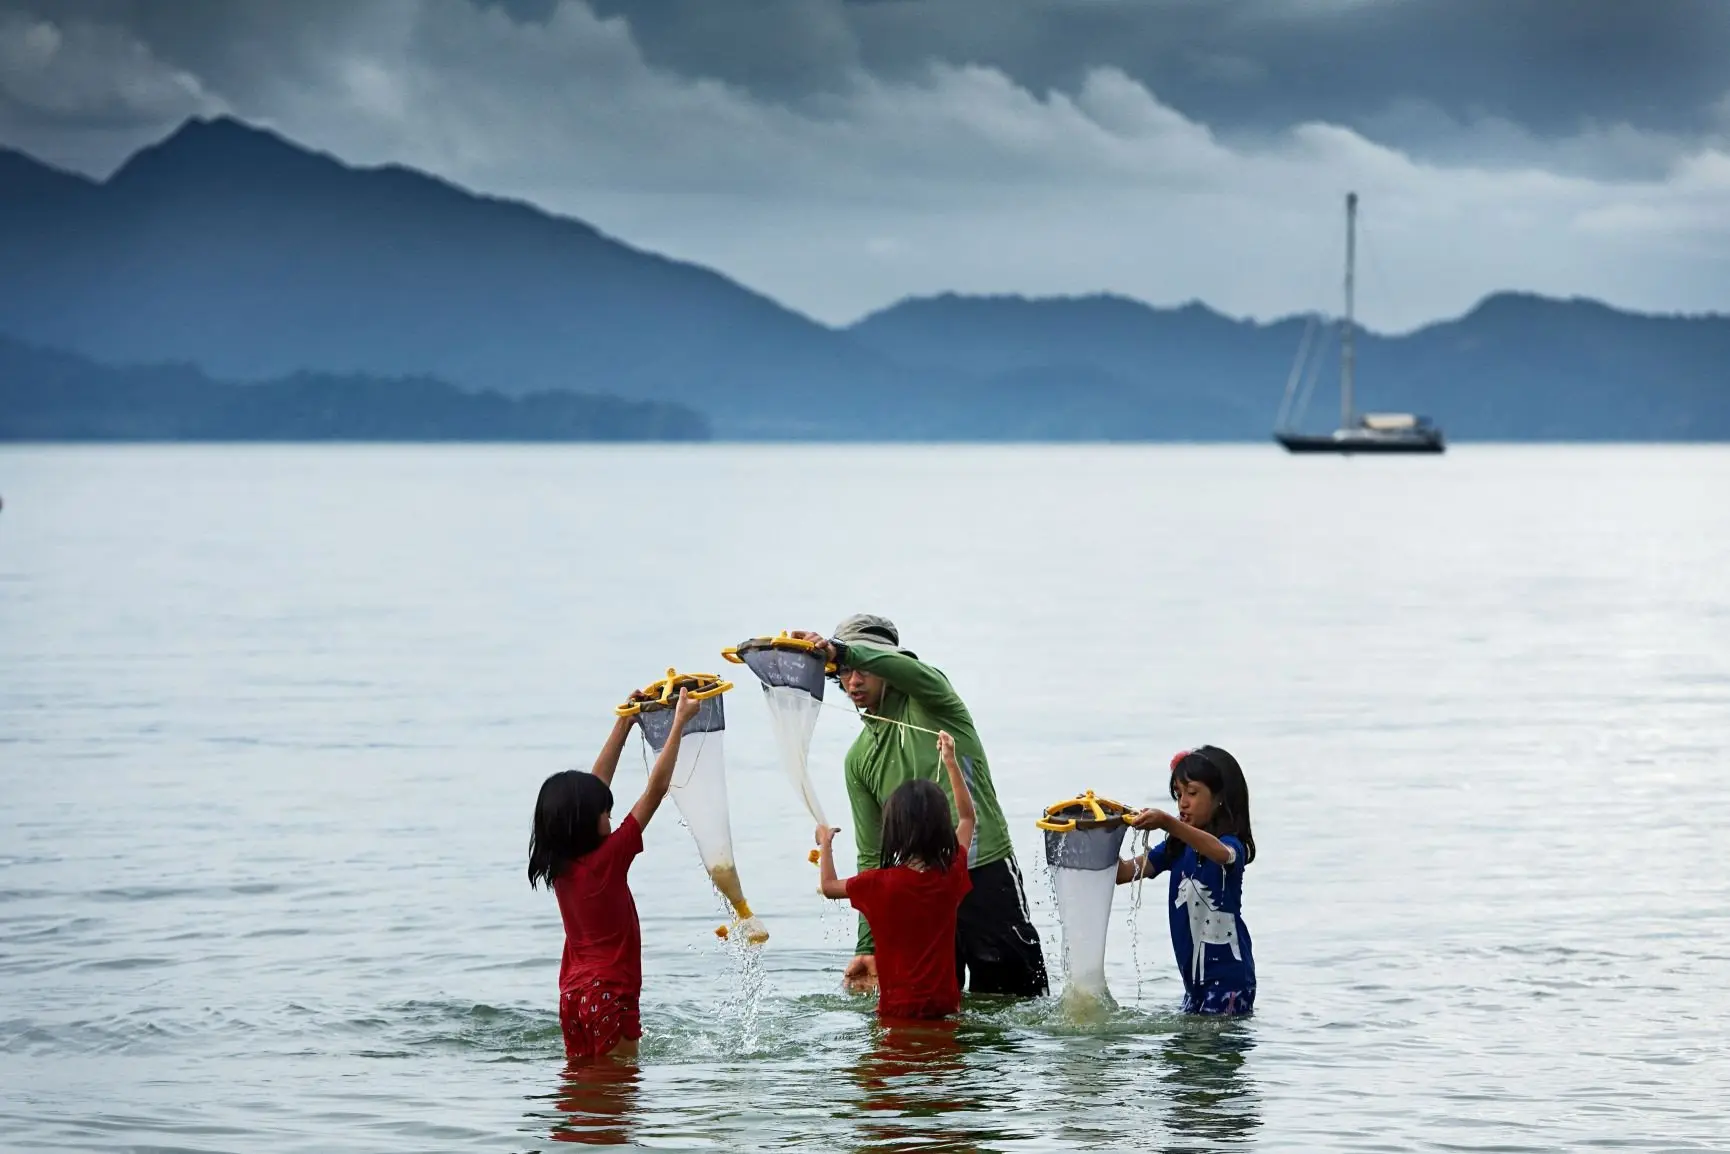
[832,613,910,654]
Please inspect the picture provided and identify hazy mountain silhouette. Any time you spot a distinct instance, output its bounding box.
[0,336,707,441]
[0,117,897,437]
[1,115,1725,441]
[849,292,1730,440]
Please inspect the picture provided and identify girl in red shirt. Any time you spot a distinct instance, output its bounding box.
[816,730,977,1020]
[528,688,699,1062]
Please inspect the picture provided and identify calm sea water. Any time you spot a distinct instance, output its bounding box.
[2,445,1727,1152]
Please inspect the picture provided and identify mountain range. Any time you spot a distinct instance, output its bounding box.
[0,336,706,442]
[1,115,1725,441]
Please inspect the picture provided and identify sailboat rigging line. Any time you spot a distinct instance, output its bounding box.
[1277,313,1319,431]
[1291,314,1328,432]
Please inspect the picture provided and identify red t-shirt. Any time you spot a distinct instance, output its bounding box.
[553,814,644,997]
[847,847,973,1019]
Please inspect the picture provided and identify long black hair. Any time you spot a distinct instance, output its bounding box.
[879,779,958,872]
[527,769,614,889]
[1151,745,1256,868]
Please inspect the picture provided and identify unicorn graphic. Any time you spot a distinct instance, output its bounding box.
[1174,875,1242,984]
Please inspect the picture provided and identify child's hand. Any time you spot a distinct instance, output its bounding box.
[672,687,701,725]
[936,730,958,767]
[815,825,839,850]
[1129,807,1174,831]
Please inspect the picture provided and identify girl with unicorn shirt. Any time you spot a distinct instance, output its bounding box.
[1117,746,1257,1016]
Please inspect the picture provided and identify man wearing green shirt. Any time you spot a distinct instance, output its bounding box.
[793,614,1048,999]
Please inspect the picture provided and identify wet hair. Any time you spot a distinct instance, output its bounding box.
[1151,745,1256,868]
[878,779,958,872]
[527,769,614,889]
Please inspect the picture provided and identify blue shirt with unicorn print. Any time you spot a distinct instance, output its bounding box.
[1144,835,1255,1012]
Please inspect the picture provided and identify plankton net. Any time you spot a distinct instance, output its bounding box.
[618,669,768,945]
[1038,792,1132,1010]
[722,633,831,830]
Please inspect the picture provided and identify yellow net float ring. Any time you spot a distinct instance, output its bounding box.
[1036,790,1133,834]
[614,668,733,717]
[721,631,838,676]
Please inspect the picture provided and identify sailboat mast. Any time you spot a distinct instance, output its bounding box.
[1341,191,1357,430]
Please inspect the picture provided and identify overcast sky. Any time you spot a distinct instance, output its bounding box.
[2,0,1727,330]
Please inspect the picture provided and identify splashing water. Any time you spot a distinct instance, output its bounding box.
[818,892,852,948]
[1125,827,1153,1006]
[716,908,770,1054]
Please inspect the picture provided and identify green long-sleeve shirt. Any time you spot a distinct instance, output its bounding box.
[838,641,1014,955]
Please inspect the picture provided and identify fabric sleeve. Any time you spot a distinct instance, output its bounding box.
[1142,839,1175,880]
[950,845,973,900]
[846,869,883,920]
[839,642,967,718]
[1219,835,1245,873]
[847,756,883,956]
[606,814,645,881]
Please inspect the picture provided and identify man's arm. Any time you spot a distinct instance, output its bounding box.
[837,642,967,717]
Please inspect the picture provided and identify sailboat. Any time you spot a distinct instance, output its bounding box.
[1274,193,1445,454]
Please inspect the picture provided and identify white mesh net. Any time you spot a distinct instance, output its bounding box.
[760,684,827,826]
[667,729,735,874]
[1053,864,1117,1006]
[663,729,769,945]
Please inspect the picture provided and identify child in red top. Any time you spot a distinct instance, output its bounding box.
[817,730,977,1020]
[528,688,699,1062]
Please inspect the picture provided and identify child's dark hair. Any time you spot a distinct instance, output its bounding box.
[1152,745,1256,867]
[879,779,958,872]
[527,769,614,889]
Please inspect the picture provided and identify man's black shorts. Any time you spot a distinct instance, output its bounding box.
[956,856,1049,997]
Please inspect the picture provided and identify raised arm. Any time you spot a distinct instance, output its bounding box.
[1129,807,1235,865]
[837,642,966,715]
[789,631,966,717]
[815,825,848,899]
[628,689,699,832]
[937,731,975,855]
[590,714,636,788]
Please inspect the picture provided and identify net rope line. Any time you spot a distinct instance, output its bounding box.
[817,696,943,737]
[633,726,714,790]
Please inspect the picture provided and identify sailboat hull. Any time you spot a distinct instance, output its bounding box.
[1275,431,1445,455]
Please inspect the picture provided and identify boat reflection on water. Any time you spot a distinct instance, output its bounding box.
[547,1059,643,1146]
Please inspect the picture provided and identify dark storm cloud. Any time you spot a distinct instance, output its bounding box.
[1,0,1726,328]
[6,0,1728,175]
[585,0,1730,168]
